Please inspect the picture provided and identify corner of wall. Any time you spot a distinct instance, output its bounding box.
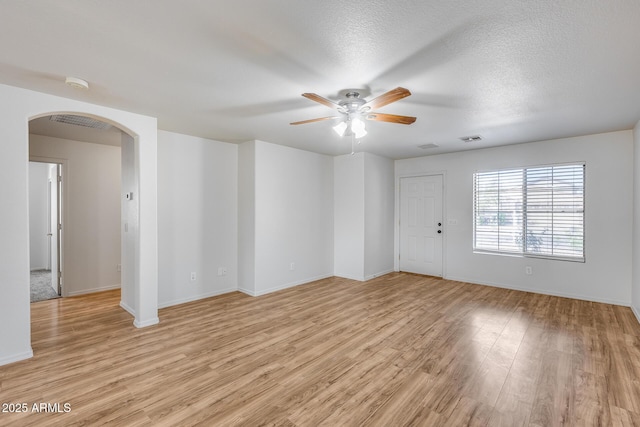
[632,119,640,319]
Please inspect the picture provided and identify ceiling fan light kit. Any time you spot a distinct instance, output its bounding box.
[351,117,367,139]
[333,116,368,139]
[332,121,348,137]
[291,87,416,143]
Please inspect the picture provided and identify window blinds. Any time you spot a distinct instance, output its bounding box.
[473,163,584,261]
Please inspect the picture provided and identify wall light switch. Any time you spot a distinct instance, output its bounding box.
[190,272,197,281]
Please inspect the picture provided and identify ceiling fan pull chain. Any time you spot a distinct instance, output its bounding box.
[351,133,355,155]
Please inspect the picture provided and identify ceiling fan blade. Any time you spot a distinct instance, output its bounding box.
[361,87,412,110]
[365,113,417,125]
[302,93,345,111]
[290,116,341,125]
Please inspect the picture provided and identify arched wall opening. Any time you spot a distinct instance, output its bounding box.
[0,84,159,366]
[29,113,134,308]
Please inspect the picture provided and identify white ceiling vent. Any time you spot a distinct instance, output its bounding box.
[460,135,482,142]
[418,143,439,149]
[49,115,112,130]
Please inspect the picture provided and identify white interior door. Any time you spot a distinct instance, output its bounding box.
[400,175,443,276]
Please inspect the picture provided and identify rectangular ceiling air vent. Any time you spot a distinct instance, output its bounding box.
[460,135,482,143]
[418,143,439,149]
[49,114,112,130]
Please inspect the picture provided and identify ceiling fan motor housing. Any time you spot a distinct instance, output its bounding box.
[340,92,366,114]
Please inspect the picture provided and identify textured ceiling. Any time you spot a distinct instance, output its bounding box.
[2,0,640,159]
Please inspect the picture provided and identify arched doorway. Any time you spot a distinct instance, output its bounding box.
[0,84,160,366]
[28,114,133,307]
[25,111,158,329]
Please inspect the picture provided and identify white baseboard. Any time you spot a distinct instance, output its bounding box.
[158,287,238,309]
[133,317,159,328]
[120,301,160,328]
[335,273,365,282]
[364,269,395,281]
[445,275,630,307]
[119,301,135,316]
[238,287,256,297]
[67,284,121,297]
[632,305,640,325]
[0,349,33,367]
[240,273,333,297]
[335,270,394,282]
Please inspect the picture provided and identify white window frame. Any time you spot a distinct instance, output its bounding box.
[473,162,585,262]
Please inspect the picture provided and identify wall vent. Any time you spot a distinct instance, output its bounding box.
[49,114,112,130]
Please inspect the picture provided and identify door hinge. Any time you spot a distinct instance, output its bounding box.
[57,175,62,183]
[58,223,62,231]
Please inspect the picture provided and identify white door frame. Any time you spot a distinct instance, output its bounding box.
[394,172,447,277]
[30,156,66,296]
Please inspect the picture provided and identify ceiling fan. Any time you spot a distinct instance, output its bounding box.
[290,87,417,138]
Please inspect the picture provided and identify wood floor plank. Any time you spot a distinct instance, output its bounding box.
[364,370,435,427]
[1,273,640,426]
[529,349,574,427]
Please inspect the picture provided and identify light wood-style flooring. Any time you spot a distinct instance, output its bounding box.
[2,273,640,426]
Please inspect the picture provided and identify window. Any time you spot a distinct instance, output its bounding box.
[473,163,585,262]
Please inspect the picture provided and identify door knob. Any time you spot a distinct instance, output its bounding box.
[437,230,442,234]
[438,222,442,226]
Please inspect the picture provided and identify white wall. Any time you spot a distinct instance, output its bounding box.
[632,121,640,319]
[157,130,238,307]
[334,152,395,281]
[238,141,256,294]
[0,83,158,366]
[364,153,395,280]
[239,140,334,296]
[396,131,634,305]
[120,134,137,314]
[28,162,49,270]
[334,153,365,280]
[30,134,122,296]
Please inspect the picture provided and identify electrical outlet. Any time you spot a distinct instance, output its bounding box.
[222,267,227,276]
[290,262,295,271]
[190,272,197,281]
[217,267,223,276]
[525,266,532,275]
